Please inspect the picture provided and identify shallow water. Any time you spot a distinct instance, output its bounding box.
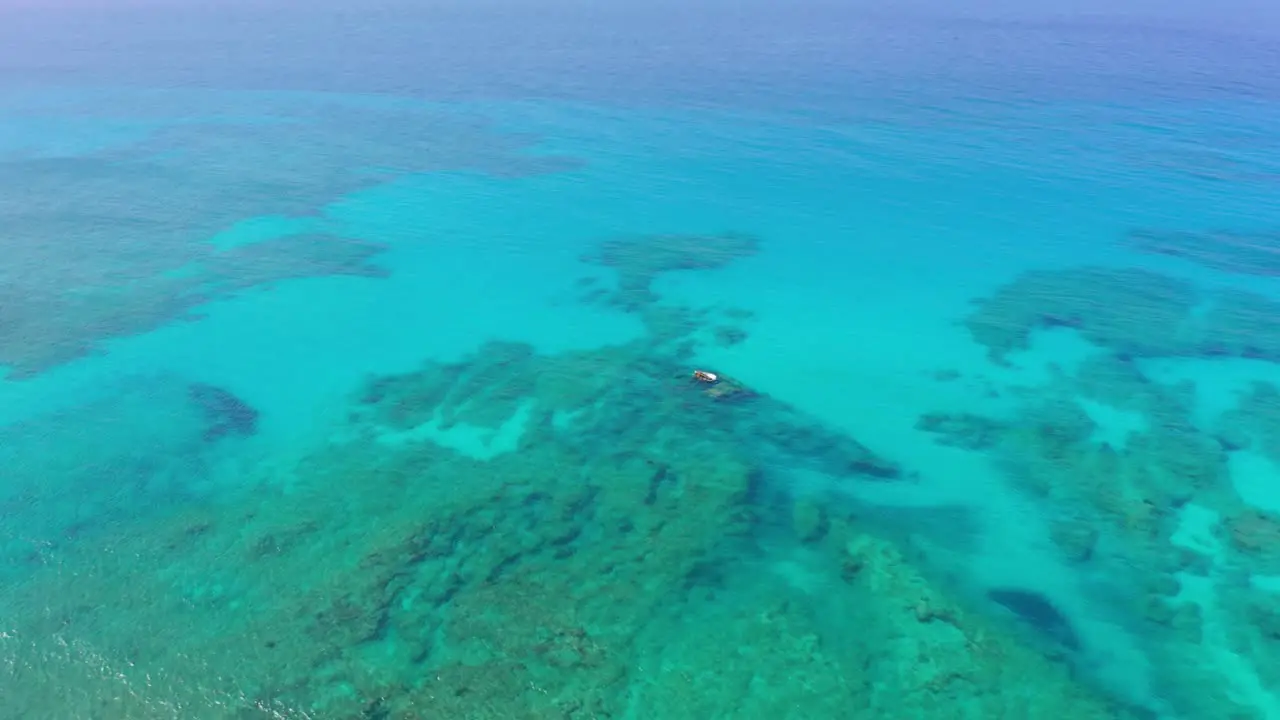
[3,2,1280,718]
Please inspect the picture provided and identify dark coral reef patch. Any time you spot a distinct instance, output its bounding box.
[581,231,759,310]
[0,96,581,379]
[0,239,1153,719]
[966,266,1280,363]
[1125,228,1280,278]
[188,382,259,441]
[988,587,1082,651]
[358,339,901,482]
[0,376,256,575]
[0,336,1146,720]
[955,264,1280,718]
[0,232,390,379]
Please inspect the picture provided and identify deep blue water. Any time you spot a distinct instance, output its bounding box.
[2,2,1280,718]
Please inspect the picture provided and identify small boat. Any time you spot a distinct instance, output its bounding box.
[692,369,719,384]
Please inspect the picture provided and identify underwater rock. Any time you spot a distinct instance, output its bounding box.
[963,266,1280,719]
[1145,574,1182,599]
[1072,353,1164,411]
[0,233,389,380]
[696,372,757,403]
[1049,518,1100,564]
[966,267,1198,362]
[1001,383,1227,548]
[1214,583,1280,704]
[685,371,902,480]
[582,231,760,310]
[915,411,1007,450]
[574,232,761,359]
[967,265,1280,364]
[987,587,1081,651]
[1226,508,1280,566]
[8,428,1144,718]
[825,530,1141,718]
[790,499,829,544]
[1172,547,1215,577]
[1218,381,1280,460]
[748,415,901,480]
[1249,599,1280,641]
[0,93,582,379]
[0,376,233,578]
[1197,289,1280,361]
[356,339,902,482]
[202,233,390,285]
[1142,596,1203,642]
[1212,425,1252,452]
[0,342,1154,720]
[713,325,749,347]
[0,223,1173,717]
[1125,228,1280,278]
[188,382,259,441]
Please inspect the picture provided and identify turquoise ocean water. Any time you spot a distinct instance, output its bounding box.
[3,3,1280,718]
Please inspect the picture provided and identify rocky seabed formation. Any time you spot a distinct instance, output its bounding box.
[0,233,1159,719]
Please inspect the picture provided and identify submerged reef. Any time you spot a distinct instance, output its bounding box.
[575,232,761,361]
[0,236,1150,719]
[0,377,249,579]
[581,231,759,310]
[1126,228,1280,277]
[188,382,259,441]
[0,338,1144,720]
[915,411,1006,451]
[988,588,1081,651]
[357,339,902,482]
[0,231,389,379]
[966,266,1280,363]
[955,265,1280,718]
[0,94,580,379]
[1216,380,1280,462]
